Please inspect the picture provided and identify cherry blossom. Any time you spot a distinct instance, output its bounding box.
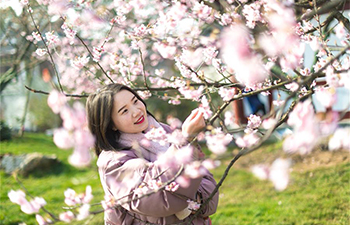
[47,90,67,114]
[328,128,350,151]
[205,129,233,155]
[59,211,75,223]
[246,114,262,130]
[35,214,48,225]
[251,158,292,191]
[53,128,74,149]
[285,82,299,92]
[72,55,90,70]
[235,132,260,148]
[218,87,237,102]
[315,87,337,109]
[187,199,201,211]
[77,204,90,221]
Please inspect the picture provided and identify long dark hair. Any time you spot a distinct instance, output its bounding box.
[86,83,150,156]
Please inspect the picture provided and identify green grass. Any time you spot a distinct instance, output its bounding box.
[1,133,349,225]
[0,133,104,224]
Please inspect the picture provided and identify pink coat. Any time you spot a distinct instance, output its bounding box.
[97,124,219,225]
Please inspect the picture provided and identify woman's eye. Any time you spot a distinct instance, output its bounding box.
[134,99,138,104]
[122,109,128,114]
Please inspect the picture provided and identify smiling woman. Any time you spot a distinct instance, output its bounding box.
[85,83,219,225]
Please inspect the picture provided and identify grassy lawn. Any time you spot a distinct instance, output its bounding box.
[1,133,349,224]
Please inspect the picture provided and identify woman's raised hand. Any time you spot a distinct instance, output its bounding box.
[182,108,206,141]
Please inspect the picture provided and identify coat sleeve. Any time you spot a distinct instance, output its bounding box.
[100,151,202,218]
[197,169,219,217]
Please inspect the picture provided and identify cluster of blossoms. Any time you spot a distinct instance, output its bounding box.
[8,190,46,215]
[205,128,233,155]
[59,186,94,222]
[251,158,292,191]
[48,90,95,167]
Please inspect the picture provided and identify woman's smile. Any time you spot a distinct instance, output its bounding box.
[135,115,145,124]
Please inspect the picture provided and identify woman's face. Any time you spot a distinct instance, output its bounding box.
[111,90,149,134]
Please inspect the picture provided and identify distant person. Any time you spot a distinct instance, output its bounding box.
[244,89,266,115]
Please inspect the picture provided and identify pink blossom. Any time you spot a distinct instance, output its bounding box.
[285,82,299,92]
[235,132,260,148]
[60,102,86,130]
[8,190,46,214]
[269,158,291,191]
[154,42,177,59]
[300,68,311,76]
[145,127,168,146]
[315,87,337,109]
[193,2,213,22]
[8,190,27,205]
[242,2,262,29]
[165,182,180,192]
[203,46,218,64]
[36,214,48,225]
[32,31,41,42]
[224,111,238,128]
[283,130,318,155]
[21,197,46,214]
[287,99,315,130]
[77,204,90,221]
[273,99,285,107]
[262,118,277,130]
[59,211,75,223]
[335,23,346,39]
[101,194,115,212]
[199,96,212,119]
[167,130,187,147]
[20,0,29,6]
[221,25,268,88]
[205,129,233,155]
[61,22,77,41]
[328,128,350,151]
[175,145,193,164]
[92,46,104,62]
[180,48,203,69]
[74,129,95,149]
[247,114,262,130]
[187,199,201,211]
[45,31,59,45]
[176,175,190,188]
[219,13,233,26]
[35,48,47,56]
[251,164,269,180]
[47,90,67,114]
[168,98,181,105]
[133,24,148,37]
[148,179,163,191]
[166,116,182,129]
[82,185,93,204]
[53,128,74,149]
[72,55,89,70]
[201,159,221,170]
[218,87,237,101]
[68,146,92,168]
[178,86,204,101]
[64,188,78,206]
[184,161,206,179]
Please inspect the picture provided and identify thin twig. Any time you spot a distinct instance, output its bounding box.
[27,4,64,93]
